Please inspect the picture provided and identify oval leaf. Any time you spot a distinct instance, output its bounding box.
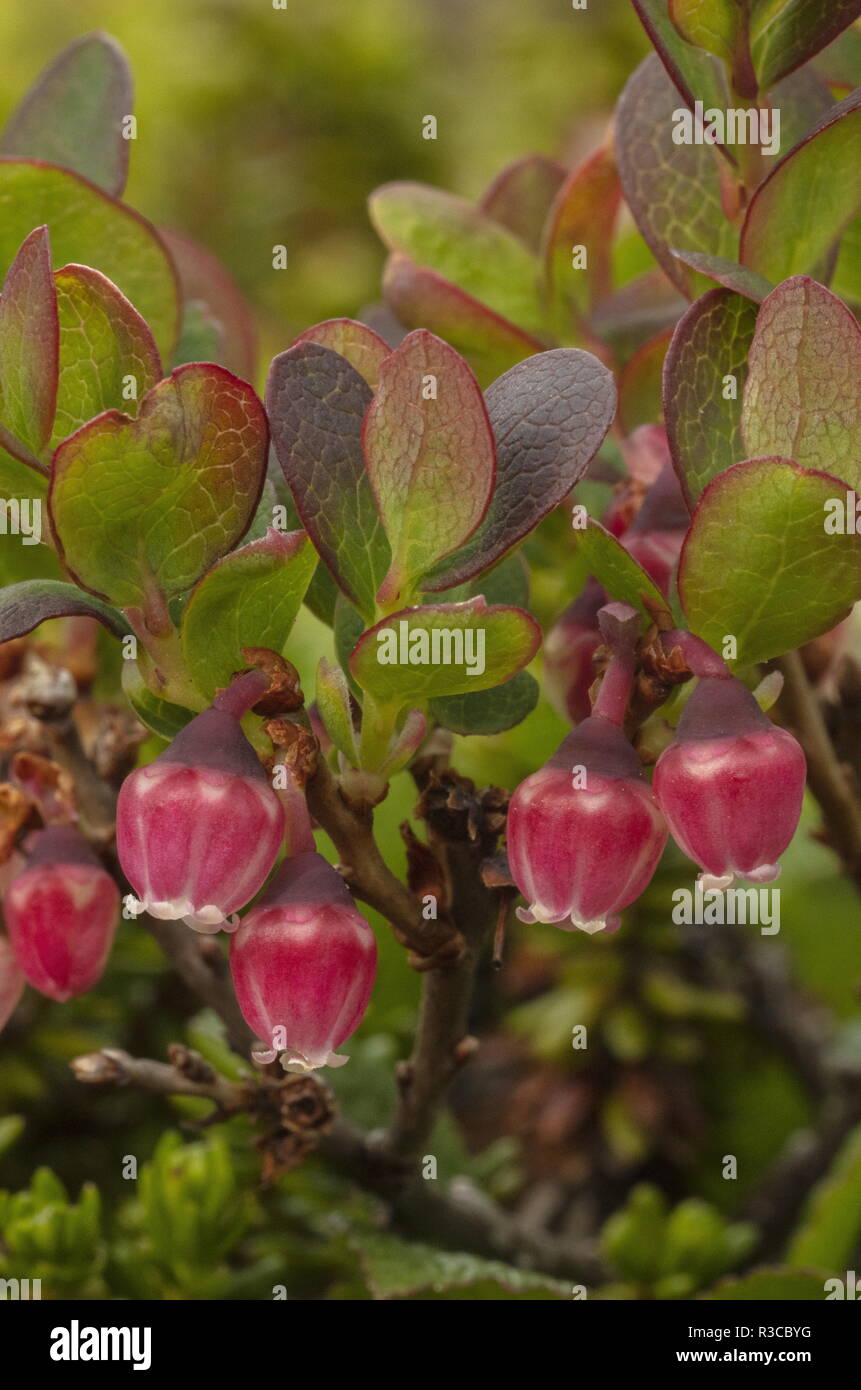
[0,579,127,643]
[50,364,268,607]
[0,34,133,196]
[53,263,162,446]
[479,154,567,253]
[664,288,759,506]
[679,456,861,665]
[752,0,861,89]
[572,517,668,621]
[369,181,546,337]
[0,226,57,462]
[741,88,861,285]
[266,341,390,620]
[0,160,178,358]
[181,527,316,698]
[291,317,391,388]
[363,329,496,604]
[741,275,861,486]
[424,348,616,591]
[349,598,541,702]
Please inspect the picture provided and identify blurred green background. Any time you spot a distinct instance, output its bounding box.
[0,0,646,379]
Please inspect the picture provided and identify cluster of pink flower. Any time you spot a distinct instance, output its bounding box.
[1,670,377,1072]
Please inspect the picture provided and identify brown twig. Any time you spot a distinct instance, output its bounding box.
[305,753,465,964]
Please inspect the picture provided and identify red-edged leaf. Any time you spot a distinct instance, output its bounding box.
[741,88,861,284]
[752,1,861,89]
[0,227,58,465]
[369,181,546,336]
[616,55,737,299]
[631,0,729,111]
[479,154,567,253]
[49,364,268,608]
[363,330,496,605]
[381,254,544,387]
[0,579,127,644]
[664,288,759,506]
[266,341,390,620]
[670,250,773,302]
[589,268,688,359]
[618,327,673,434]
[291,317,391,389]
[52,263,162,445]
[741,275,861,486]
[424,348,616,591]
[679,457,861,664]
[349,597,542,702]
[159,226,257,380]
[0,34,132,196]
[541,144,621,334]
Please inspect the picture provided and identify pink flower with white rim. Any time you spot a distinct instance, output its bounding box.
[117,671,285,932]
[508,603,668,935]
[230,850,377,1072]
[4,826,119,1002]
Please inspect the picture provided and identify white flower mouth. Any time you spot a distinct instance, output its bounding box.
[516,901,620,935]
[249,1043,349,1072]
[123,894,239,934]
[697,863,781,893]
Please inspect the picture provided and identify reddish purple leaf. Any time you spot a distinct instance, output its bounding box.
[0,226,58,465]
[266,341,390,620]
[542,144,621,331]
[424,348,616,592]
[160,226,257,380]
[291,318,391,389]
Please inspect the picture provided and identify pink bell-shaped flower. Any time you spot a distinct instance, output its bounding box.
[0,933,25,1029]
[654,645,806,890]
[544,579,606,725]
[117,672,285,933]
[508,605,668,934]
[230,850,377,1072]
[3,826,119,1002]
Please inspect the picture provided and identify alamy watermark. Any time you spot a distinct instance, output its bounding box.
[376,619,486,677]
[672,882,780,935]
[0,496,41,545]
[672,102,781,158]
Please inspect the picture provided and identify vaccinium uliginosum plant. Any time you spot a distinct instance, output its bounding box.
[2,9,861,1297]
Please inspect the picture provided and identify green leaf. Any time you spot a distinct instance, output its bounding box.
[670,250,774,303]
[787,1125,861,1271]
[0,34,133,196]
[741,276,861,487]
[702,1267,831,1300]
[669,0,741,67]
[429,669,539,735]
[53,263,162,446]
[315,657,360,763]
[266,341,390,621]
[0,579,127,644]
[479,154,567,254]
[631,0,729,111]
[541,145,621,333]
[0,227,57,462]
[351,1232,569,1301]
[678,457,861,665]
[0,161,178,358]
[752,0,861,88]
[181,528,315,699]
[50,364,268,608]
[741,89,861,284]
[349,598,541,702]
[369,182,546,337]
[291,317,391,388]
[382,254,544,389]
[572,518,668,620]
[664,288,759,506]
[616,56,737,299]
[122,663,194,741]
[364,330,495,604]
[425,348,616,591]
